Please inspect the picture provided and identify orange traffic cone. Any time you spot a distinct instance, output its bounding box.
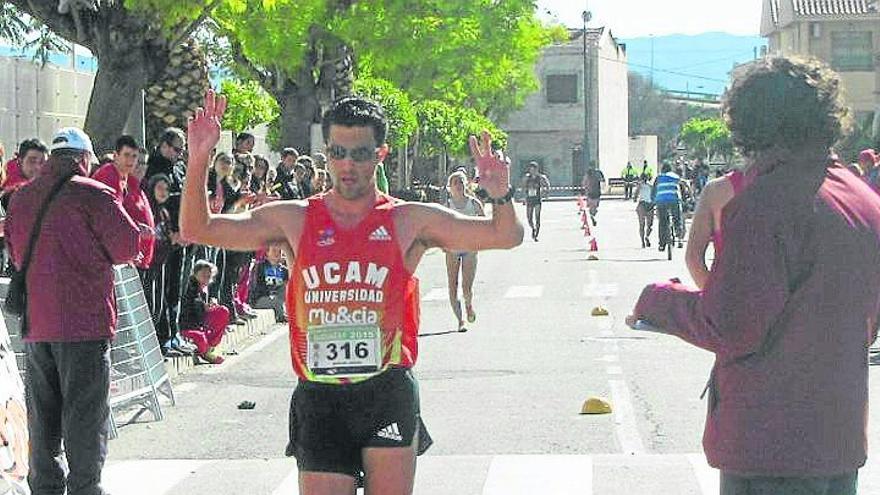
[583,219,591,236]
[589,237,599,252]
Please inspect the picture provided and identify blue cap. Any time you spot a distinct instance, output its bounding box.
[50,127,95,157]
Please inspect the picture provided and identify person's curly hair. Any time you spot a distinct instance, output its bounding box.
[723,56,852,157]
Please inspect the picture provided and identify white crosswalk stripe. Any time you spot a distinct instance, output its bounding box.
[102,454,880,494]
[104,453,880,495]
[421,288,449,302]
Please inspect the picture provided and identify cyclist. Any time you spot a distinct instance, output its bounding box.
[652,162,684,251]
[521,161,550,241]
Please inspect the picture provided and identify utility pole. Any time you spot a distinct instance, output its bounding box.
[582,8,592,175]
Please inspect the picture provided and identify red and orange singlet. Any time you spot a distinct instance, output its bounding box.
[287,194,420,384]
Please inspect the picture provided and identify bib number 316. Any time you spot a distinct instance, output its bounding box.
[307,325,382,377]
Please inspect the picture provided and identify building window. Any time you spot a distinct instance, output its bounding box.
[546,74,579,104]
[831,31,874,72]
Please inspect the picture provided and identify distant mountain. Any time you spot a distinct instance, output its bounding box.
[620,32,767,96]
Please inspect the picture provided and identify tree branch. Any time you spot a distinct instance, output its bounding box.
[228,38,273,91]
[168,0,218,49]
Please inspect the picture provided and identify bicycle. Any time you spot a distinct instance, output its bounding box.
[658,203,680,261]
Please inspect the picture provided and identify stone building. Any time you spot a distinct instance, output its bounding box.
[761,0,880,123]
[501,27,629,187]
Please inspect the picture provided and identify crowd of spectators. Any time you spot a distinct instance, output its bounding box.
[0,129,335,364]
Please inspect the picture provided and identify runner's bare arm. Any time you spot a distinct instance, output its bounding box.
[406,131,523,251]
[685,179,724,289]
[405,201,521,252]
[180,90,300,251]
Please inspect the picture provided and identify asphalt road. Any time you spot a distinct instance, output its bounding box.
[106,199,880,494]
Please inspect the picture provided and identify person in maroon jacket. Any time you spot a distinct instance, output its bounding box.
[629,57,880,494]
[91,135,156,270]
[5,128,145,495]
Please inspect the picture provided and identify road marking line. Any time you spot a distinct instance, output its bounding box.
[482,455,592,494]
[103,459,209,495]
[421,288,449,302]
[204,325,287,375]
[609,379,646,455]
[606,366,623,375]
[687,454,719,495]
[504,285,544,299]
[597,355,619,363]
[271,467,301,495]
[600,330,614,337]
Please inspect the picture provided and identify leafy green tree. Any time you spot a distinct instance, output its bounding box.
[352,77,417,148]
[215,0,558,151]
[679,117,732,162]
[5,0,214,151]
[415,100,506,158]
[221,79,280,135]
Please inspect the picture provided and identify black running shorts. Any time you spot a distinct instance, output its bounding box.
[285,367,432,476]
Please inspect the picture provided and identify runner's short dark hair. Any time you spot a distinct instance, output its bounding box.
[723,56,851,156]
[322,97,387,146]
[115,135,139,152]
[18,138,48,158]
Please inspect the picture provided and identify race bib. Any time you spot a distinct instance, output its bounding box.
[307,325,382,377]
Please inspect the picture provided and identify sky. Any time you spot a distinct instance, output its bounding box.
[536,0,763,38]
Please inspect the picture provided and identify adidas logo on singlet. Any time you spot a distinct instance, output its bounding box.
[376,422,403,442]
[368,226,392,242]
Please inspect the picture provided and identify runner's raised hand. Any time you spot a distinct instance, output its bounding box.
[188,90,227,163]
[469,130,510,198]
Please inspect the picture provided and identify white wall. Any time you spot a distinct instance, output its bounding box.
[596,33,629,177]
[628,135,659,171]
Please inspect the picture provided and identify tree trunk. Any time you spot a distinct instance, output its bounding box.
[275,71,321,154]
[84,54,151,154]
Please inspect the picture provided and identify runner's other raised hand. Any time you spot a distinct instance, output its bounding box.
[469,130,510,198]
[188,90,227,163]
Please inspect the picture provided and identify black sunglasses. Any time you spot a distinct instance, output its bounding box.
[326,144,378,163]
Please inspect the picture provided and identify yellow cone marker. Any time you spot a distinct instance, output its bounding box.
[580,397,613,415]
[591,306,609,317]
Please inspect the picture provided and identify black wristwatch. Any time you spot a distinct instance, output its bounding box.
[477,186,514,205]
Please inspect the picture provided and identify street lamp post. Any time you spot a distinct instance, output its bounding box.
[582,9,592,176]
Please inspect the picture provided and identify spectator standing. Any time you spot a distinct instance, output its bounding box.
[6,128,142,495]
[859,149,880,193]
[143,174,181,356]
[3,139,48,195]
[233,132,255,155]
[144,128,186,191]
[92,135,156,270]
[296,156,315,198]
[273,148,300,200]
[629,56,880,495]
[622,162,638,200]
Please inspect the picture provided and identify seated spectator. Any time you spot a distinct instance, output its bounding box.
[179,260,229,364]
[249,245,289,322]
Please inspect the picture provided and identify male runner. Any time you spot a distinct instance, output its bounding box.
[582,167,604,226]
[520,161,550,241]
[180,91,523,495]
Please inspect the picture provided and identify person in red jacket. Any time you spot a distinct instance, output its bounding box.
[629,57,880,495]
[6,127,146,495]
[91,135,155,270]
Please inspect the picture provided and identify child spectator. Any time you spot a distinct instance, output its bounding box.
[179,260,229,364]
[249,245,289,322]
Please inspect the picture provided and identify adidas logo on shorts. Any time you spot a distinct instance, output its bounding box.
[368,226,392,242]
[376,422,403,442]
